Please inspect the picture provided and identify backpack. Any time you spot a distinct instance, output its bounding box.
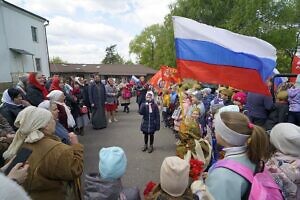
[214,159,283,200]
[122,88,132,99]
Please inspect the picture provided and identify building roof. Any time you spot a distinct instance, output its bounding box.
[2,0,48,23]
[50,63,157,76]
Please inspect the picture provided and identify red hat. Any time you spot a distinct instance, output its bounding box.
[232,92,247,105]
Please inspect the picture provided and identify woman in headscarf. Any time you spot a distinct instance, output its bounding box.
[26,72,48,106]
[49,75,63,91]
[38,100,70,144]
[47,90,76,131]
[0,88,30,130]
[15,74,28,99]
[3,106,83,200]
[71,78,89,135]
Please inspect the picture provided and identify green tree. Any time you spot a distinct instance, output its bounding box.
[50,56,67,64]
[129,0,299,73]
[101,45,124,64]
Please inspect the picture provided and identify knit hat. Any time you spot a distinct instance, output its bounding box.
[160,156,190,197]
[99,147,127,180]
[0,173,31,200]
[270,123,300,157]
[276,90,288,101]
[218,105,240,113]
[201,88,211,95]
[232,92,247,105]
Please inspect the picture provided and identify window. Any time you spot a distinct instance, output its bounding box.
[35,58,41,71]
[31,26,38,42]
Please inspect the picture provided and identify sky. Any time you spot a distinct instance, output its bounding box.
[7,0,175,64]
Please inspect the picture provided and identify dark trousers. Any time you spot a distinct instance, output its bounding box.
[288,111,300,126]
[143,132,154,145]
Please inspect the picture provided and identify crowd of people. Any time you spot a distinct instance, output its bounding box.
[0,71,299,200]
[0,72,138,199]
[138,74,300,200]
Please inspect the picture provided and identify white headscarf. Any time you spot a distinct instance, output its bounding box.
[75,77,84,86]
[47,90,64,102]
[3,106,52,160]
[38,100,51,110]
[146,91,154,113]
[1,89,17,106]
[47,90,75,128]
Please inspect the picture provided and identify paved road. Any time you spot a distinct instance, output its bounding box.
[79,103,176,194]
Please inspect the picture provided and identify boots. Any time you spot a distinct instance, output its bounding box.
[142,144,148,152]
[148,145,153,153]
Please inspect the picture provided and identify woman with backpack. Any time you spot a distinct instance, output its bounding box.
[266,123,300,200]
[118,79,132,113]
[204,111,276,200]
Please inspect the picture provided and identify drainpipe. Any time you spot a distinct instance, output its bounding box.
[44,20,50,77]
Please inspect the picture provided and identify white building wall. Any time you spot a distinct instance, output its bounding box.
[0,3,11,83]
[0,1,49,83]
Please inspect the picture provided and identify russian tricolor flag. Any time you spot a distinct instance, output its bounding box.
[173,16,277,95]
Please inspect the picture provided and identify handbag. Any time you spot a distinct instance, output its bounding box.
[80,105,88,114]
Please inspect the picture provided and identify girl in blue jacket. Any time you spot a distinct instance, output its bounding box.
[139,91,160,153]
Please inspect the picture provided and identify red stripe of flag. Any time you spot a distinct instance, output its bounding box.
[177,59,270,96]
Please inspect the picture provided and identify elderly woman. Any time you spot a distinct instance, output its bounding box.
[3,106,83,200]
[0,88,30,130]
[39,100,70,144]
[105,78,118,123]
[47,90,76,130]
[26,72,48,106]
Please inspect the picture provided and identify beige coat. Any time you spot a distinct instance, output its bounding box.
[22,134,84,200]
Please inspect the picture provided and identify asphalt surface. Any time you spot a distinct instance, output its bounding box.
[79,102,176,194]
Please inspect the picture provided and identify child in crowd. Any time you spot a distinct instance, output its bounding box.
[139,91,160,153]
[144,156,193,200]
[232,91,247,113]
[84,146,140,200]
[266,123,300,200]
[287,75,300,126]
[162,89,170,127]
[219,88,233,106]
[205,111,271,200]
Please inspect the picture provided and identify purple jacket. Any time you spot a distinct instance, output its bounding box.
[245,92,273,119]
[288,88,300,112]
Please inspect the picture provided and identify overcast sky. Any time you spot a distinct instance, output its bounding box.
[7,0,175,64]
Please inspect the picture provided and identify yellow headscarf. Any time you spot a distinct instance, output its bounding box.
[3,106,52,160]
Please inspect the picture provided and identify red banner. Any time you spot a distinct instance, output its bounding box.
[148,66,180,92]
[161,66,180,83]
[291,55,300,82]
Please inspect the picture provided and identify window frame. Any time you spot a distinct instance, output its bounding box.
[31,26,38,42]
[35,58,41,71]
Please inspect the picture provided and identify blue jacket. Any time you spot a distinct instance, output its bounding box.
[246,92,273,119]
[139,101,160,134]
[206,150,256,200]
[55,122,70,145]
